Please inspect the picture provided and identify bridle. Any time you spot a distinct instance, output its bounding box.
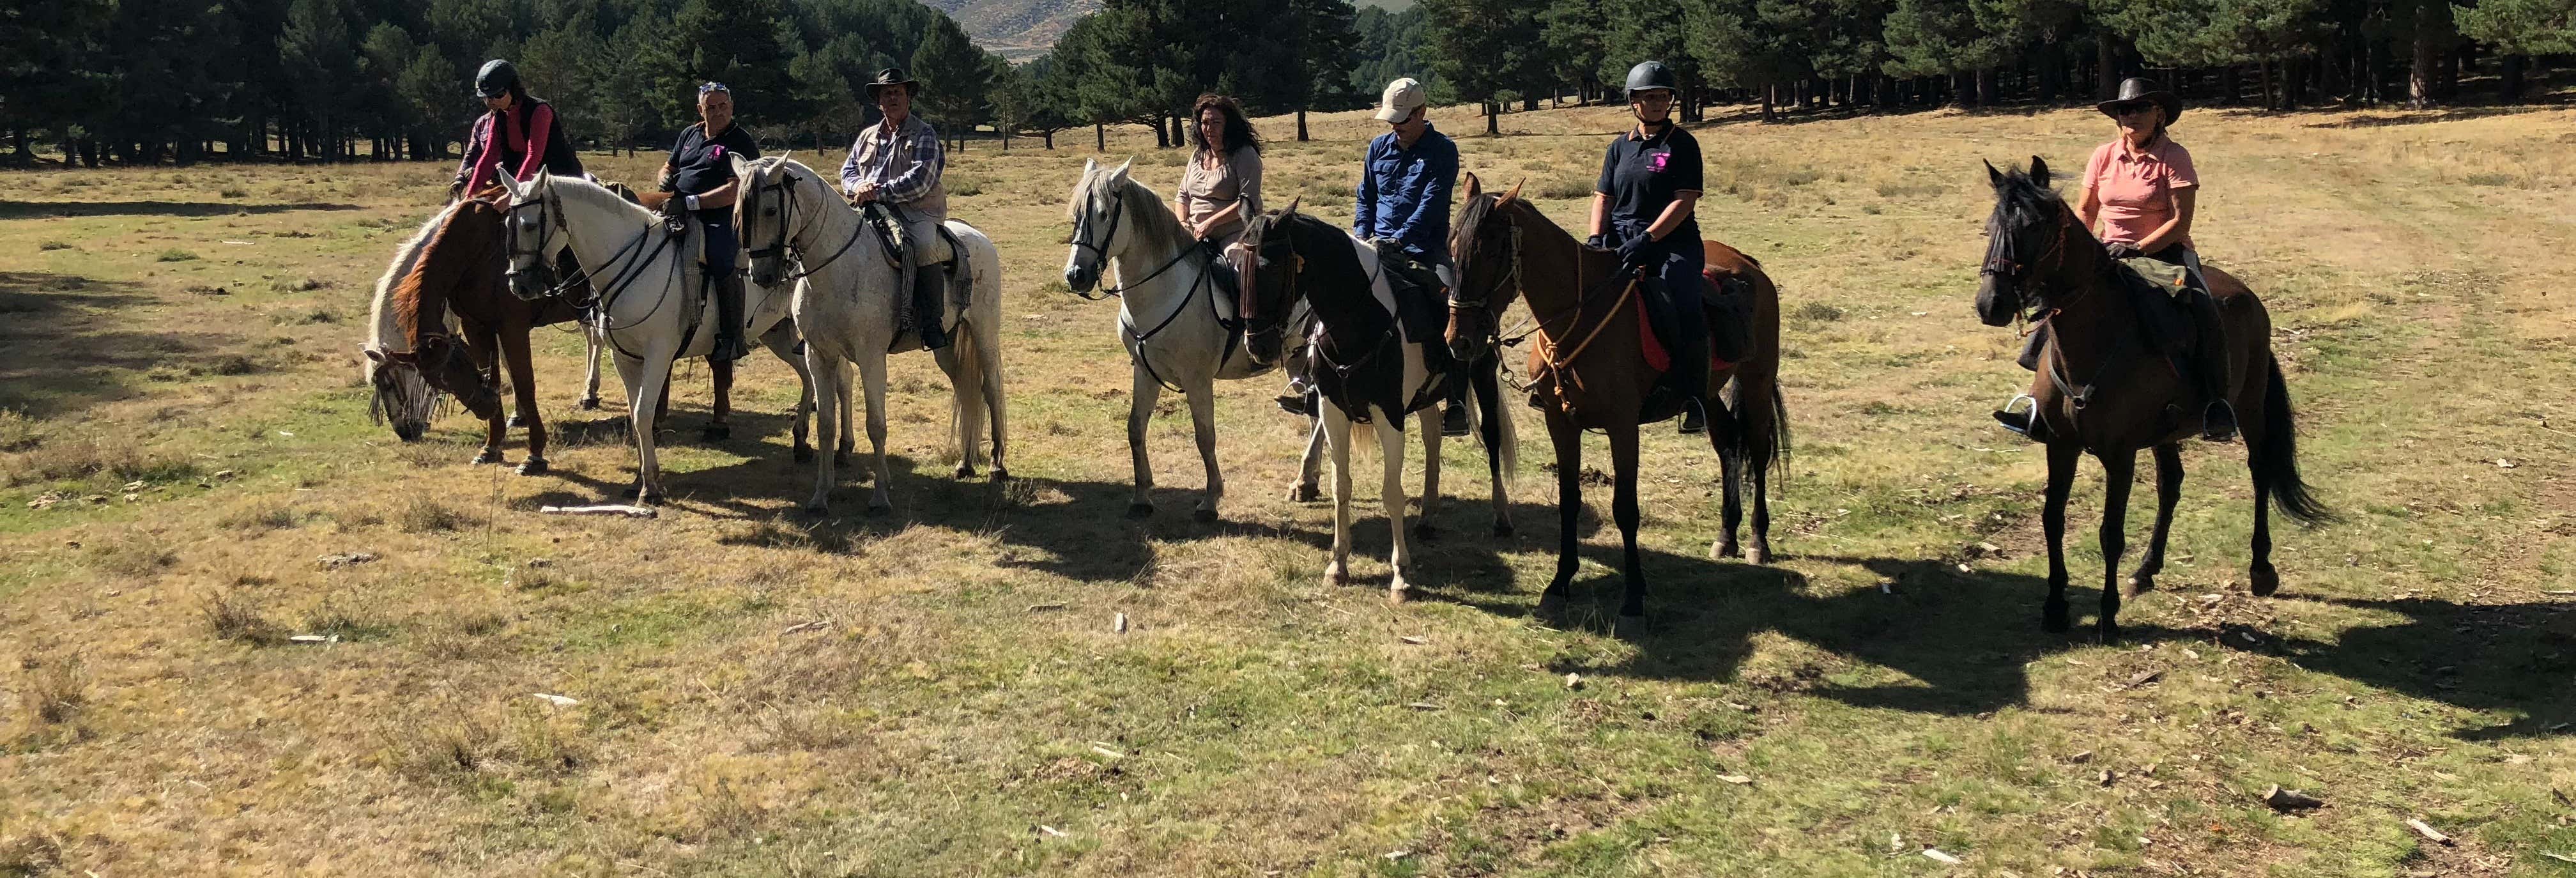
[501,181,682,339]
[744,168,866,281]
[1448,213,1522,351]
[1066,183,1202,301]
[1979,199,2080,323]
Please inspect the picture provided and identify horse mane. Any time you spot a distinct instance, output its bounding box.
[544,173,660,224]
[1448,192,1498,269]
[394,201,506,351]
[1074,167,1189,259]
[368,202,462,358]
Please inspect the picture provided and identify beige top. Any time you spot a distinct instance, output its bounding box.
[1177,146,1263,243]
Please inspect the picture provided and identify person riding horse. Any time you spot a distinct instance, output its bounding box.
[1996,77,2237,443]
[1279,77,1470,436]
[451,59,583,204]
[1590,60,1713,434]
[1175,93,1263,278]
[839,67,952,351]
[655,81,760,362]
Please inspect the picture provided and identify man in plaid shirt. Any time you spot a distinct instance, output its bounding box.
[841,67,953,351]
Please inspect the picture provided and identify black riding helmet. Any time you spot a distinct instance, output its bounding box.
[474,59,520,99]
[1624,61,1678,96]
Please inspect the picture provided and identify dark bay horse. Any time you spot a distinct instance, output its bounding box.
[365,200,818,473]
[1238,202,1517,603]
[1976,157,2331,641]
[1445,176,1790,636]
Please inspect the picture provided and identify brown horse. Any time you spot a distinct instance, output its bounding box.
[366,201,818,472]
[1975,157,2330,642]
[1446,175,1790,636]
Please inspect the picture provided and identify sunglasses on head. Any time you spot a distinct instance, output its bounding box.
[698,82,730,96]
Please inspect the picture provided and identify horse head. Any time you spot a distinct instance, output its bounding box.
[1446,174,1525,362]
[1061,157,1136,294]
[497,170,570,301]
[1237,196,1307,367]
[1976,156,2068,328]
[732,153,801,288]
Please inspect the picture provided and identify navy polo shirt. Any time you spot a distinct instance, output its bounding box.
[666,121,762,219]
[1595,123,1703,242]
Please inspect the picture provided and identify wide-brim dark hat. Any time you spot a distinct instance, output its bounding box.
[2097,77,2181,123]
[866,68,921,99]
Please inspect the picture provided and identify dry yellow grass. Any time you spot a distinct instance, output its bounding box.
[1,98,2573,876]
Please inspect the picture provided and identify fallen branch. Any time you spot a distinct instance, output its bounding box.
[540,504,659,518]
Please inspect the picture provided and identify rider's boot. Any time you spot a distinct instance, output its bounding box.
[2189,289,2236,442]
[1441,379,1471,436]
[710,273,751,362]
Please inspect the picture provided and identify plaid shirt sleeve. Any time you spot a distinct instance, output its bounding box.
[877,119,946,204]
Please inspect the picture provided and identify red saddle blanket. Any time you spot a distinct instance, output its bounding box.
[1634,269,1739,375]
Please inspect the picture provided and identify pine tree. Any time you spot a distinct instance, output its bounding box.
[909,17,992,150]
[2454,0,2576,98]
[1422,0,1544,134]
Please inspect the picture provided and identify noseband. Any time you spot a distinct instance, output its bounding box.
[745,171,864,280]
[1066,185,1131,300]
[1981,204,2078,321]
[1450,219,1521,337]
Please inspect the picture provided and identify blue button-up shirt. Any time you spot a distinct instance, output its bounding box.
[1353,123,1458,260]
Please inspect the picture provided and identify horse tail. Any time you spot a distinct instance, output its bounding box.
[2253,356,2333,525]
[1764,381,1791,484]
[949,305,990,474]
[1496,360,1519,486]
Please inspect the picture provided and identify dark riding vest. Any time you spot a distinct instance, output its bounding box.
[488,100,585,179]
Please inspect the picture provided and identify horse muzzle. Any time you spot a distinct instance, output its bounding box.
[750,259,784,289]
[392,420,427,443]
[1973,276,2021,328]
[1064,265,1097,293]
[507,270,547,301]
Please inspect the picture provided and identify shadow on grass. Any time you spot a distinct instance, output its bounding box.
[2274,594,2575,741]
[0,272,242,418]
[0,200,367,220]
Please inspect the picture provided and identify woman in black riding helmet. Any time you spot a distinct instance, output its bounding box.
[1588,60,1712,433]
[452,59,584,203]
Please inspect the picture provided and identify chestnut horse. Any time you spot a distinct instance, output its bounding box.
[1445,176,1789,636]
[1975,157,2330,641]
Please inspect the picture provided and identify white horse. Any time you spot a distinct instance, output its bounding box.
[494,171,798,503]
[729,154,1008,514]
[1059,158,1322,521]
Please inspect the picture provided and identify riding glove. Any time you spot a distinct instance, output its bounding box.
[1584,234,1608,250]
[1615,233,1655,275]
[2103,241,2143,261]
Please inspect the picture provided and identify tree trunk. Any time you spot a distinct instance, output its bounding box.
[2097,37,2119,99]
[1153,116,1169,149]
[1522,94,1538,112]
[1976,67,1998,107]
[1759,82,1775,121]
[1483,101,1499,135]
[1096,123,1106,152]
[1043,130,1055,150]
[2500,54,2526,101]
[1297,108,1310,142]
[2410,26,2439,108]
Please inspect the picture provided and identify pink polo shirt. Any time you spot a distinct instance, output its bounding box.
[2083,137,2196,248]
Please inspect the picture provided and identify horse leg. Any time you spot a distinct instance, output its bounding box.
[1611,422,1648,639]
[1322,403,1356,587]
[1125,368,1162,518]
[580,325,604,410]
[977,319,1009,480]
[2041,439,2080,633]
[1412,404,1442,542]
[2129,443,2184,592]
[654,370,672,424]
[624,354,671,504]
[932,344,977,479]
[1712,400,1745,560]
[1287,412,1324,502]
[503,328,549,475]
[1474,356,1513,537]
[769,326,816,463]
[2096,449,2136,643]
[703,358,732,443]
[802,346,841,513]
[2241,378,2280,598]
[1744,378,1776,564]
[1380,414,1415,603]
[467,326,505,465]
[1186,380,1223,522]
[1537,410,1583,619]
[859,346,894,514]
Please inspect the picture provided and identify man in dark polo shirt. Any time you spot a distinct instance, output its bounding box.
[1588,61,1712,432]
[657,82,762,362]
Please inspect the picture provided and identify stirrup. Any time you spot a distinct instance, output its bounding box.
[1995,394,2040,436]
[2200,400,2239,443]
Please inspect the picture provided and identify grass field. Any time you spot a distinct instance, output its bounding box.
[3,98,2574,876]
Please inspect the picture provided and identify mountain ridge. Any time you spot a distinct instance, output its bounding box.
[928,0,1413,58]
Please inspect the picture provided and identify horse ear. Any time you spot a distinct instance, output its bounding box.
[1462,173,1482,201]
[2029,155,2051,188]
[728,153,751,181]
[1081,156,1097,181]
[496,173,525,201]
[363,347,385,364]
[1984,159,2004,187]
[1111,157,1135,184]
[1282,195,1301,217]
[1501,179,1524,205]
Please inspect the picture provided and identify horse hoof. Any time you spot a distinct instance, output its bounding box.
[1411,523,1437,543]
[2128,573,2157,594]
[516,458,549,476]
[578,397,601,411]
[1192,507,1219,523]
[471,450,503,466]
[833,452,851,466]
[1325,566,1350,587]
[2249,566,2280,597]
[1746,546,1772,566]
[2096,620,2122,645]
[990,467,1010,482]
[793,446,815,463]
[1536,592,1567,619]
[638,493,663,507]
[702,425,730,443]
[1492,521,1514,538]
[1613,613,1648,640]
[954,464,976,479]
[2041,601,2071,633]
[1125,502,1154,520]
[1712,540,1741,560]
[866,503,893,518]
[802,505,829,517]
[506,413,527,429]
[1287,484,1319,503]
[1388,583,1412,605]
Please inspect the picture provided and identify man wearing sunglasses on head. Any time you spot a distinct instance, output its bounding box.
[657,82,762,362]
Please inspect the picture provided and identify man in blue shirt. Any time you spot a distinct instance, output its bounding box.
[1296,77,1469,435]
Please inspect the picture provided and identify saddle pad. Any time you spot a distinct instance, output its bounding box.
[2116,255,2193,297]
[1633,275,1739,376]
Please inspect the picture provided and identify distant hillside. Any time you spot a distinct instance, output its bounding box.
[928,0,1409,59]
[919,0,1097,60]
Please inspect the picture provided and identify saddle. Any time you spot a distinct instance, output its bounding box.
[2113,253,2207,361]
[860,203,972,349]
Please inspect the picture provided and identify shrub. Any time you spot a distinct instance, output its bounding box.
[155,249,199,262]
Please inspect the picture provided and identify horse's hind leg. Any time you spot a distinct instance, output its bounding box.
[977,319,1009,479]
[1609,422,1648,638]
[1711,393,1746,560]
[2129,443,2184,593]
[1537,410,1583,620]
[2095,449,2136,643]
[503,328,549,475]
[2041,440,2080,633]
[1412,403,1443,542]
[704,358,733,442]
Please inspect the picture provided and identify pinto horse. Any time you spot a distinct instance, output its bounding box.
[1976,157,2331,641]
[1445,176,1790,636]
[1238,201,1517,603]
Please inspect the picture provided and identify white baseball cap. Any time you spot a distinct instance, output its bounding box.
[1375,78,1426,123]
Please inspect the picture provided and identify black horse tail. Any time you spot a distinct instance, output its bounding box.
[1722,380,1792,484]
[2254,356,2333,525]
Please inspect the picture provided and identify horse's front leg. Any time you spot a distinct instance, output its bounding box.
[502,327,549,475]
[858,346,894,514]
[466,326,506,465]
[2041,439,2082,633]
[801,345,841,513]
[1125,365,1162,518]
[2096,448,2137,642]
[1287,412,1324,502]
[1186,379,1222,522]
[1609,421,1647,638]
[1413,401,1443,542]
[1474,357,1513,537]
[580,325,605,410]
[2129,443,2184,593]
[703,358,733,442]
[1322,403,1356,587]
[617,351,670,504]
[1537,409,1583,619]
[766,324,816,463]
[1377,413,1416,602]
